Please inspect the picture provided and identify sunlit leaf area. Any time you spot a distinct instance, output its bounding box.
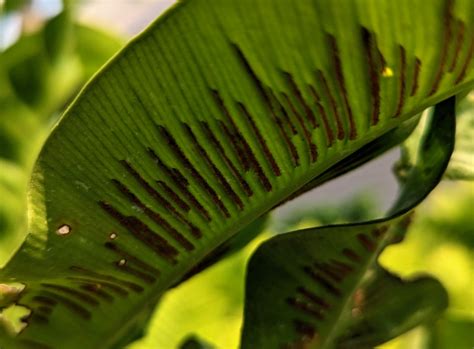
[0,1,473,348]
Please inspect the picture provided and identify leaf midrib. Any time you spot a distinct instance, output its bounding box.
[318,224,392,349]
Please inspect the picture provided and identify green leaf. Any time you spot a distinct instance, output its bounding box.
[75,25,124,78]
[128,235,261,349]
[396,91,474,182]
[240,98,455,348]
[43,9,75,63]
[0,19,122,267]
[428,315,474,349]
[445,91,474,180]
[3,0,30,13]
[1,0,473,346]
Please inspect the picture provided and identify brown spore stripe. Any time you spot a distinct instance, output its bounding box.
[394,45,407,117]
[70,266,143,293]
[303,266,342,297]
[182,123,242,212]
[274,114,301,167]
[231,42,271,104]
[317,70,345,139]
[147,148,211,221]
[455,35,474,84]
[29,313,49,325]
[211,90,273,192]
[410,57,422,96]
[266,89,300,166]
[286,297,324,320]
[99,201,180,263]
[25,311,47,325]
[158,124,231,217]
[230,41,301,162]
[79,284,114,303]
[156,180,190,211]
[448,20,466,72]
[356,233,376,252]
[308,84,335,146]
[398,212,415,231]
[361,27,382,126]
[111,179,196,250]
[327,34,357,139]
[232,41,294,137]
[281,93,318,163]
[104,242,161,275]
[283,71,318,128]
[342,248,362,263]
[218,119,251,171]
[120,160,201,237]
[293,319,317,338]
[200,121,253,196]
[210,88,251,172]
[314,262,344,282]
[268,88,299,135]
[36,306,53,315]
[428,0,454,96]
[40,283,99,306]
[372,225,389,238]
[339,329,372,344]
[68,277,128,297]
[115,262,156,284]
[32,295,57,307]
[38,291,91,320]
[297,286,331,310]
[210,89,254,172]
[236,102,282,175]
[329,259,354,273]
[20,340,52,349]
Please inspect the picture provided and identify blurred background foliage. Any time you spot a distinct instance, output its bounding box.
[0,0,123,264]
[0,1,472,348]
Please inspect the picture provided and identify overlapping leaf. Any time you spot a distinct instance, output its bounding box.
[0,0,473,347]
[241,99,455,348]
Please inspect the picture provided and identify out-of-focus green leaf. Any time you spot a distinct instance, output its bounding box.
[127,236,265,349]
[3,0,30,13]
[380,182,474,313]
[428,315,474,349]
[0,19,122,266]
[379,315,474,349]
[445,91,474,180]
[1,21,122,116]
[43,8,75,63]
[241,98,455,348]
[0,160,27,263]
[397,91,474,182]
[422,182,474,248]
[75,25,124,78]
